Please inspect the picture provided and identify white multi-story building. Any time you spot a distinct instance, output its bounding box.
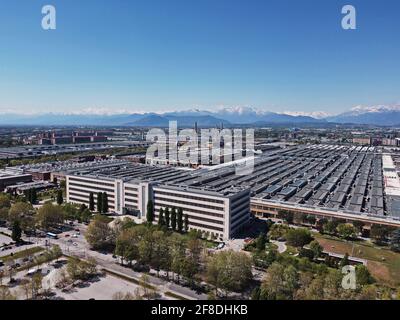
[153,185,250,239]
[66,172,250,240]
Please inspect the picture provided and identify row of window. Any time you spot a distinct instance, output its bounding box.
[68,182,114,193]
[154,213,224,232]
[154,201,224,218]
[125,187,139,192]
[69,196,115,209]
[125,192,138,198]
[69,192,115,204]
[155,196,224,212]
[154,212,224,226]
[154,190,225,204]
[69,177,115,188]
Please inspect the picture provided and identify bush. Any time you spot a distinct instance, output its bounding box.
[286,228,312,248]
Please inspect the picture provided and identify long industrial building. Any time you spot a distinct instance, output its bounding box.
[66,163,250,240]
[66,144,400,240]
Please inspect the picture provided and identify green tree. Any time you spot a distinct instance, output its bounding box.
[36,202,65,230]
[11,220,22,243]
[336,223,357,240]
[184,214,189,233]
[309,240,323,259]
[323,220,338,235]
[30,188,37,204]
[146,200,154,224]
[256,232,268,251]
[102,192,109,213]
[177,208,183,233]
[96,192,103,213]
[0,194,11,222]
[170,208,177,231]
[85,216,115,250]
[339,253,350,269]
[158,208,165,226]
[206,250,253,297]
[8,202,35,232]
[169,233,186,283]
[89,192,95,211]
[138,228,155,265]
[165,207,170,228]
[152,231,169,277]
[115,227,142,265]
[277,210,294,224]
[0,193,11,210]
[31,273,43,298]
[370,225,389,244]
[62,203,78,221]
[56,189,63,205]
[50,245,63,262]
[356,265,373,286]
[286,228,312,248]
[259,263,286,300]
[390,229,400,252]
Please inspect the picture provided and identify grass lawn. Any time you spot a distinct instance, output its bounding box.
[0,246,44,263]
[314,233,400,286]
[266,242,278,251]
[283,245,299,256]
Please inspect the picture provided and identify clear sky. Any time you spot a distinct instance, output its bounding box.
[0,0,399,115]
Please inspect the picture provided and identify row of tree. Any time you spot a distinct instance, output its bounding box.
[158,207,189,233]
[146,200,190,233]
[85,217,254,296]
[88,192,109,213]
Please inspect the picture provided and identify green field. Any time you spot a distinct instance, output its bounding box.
[314,233,400,286]
[0,246,44,263]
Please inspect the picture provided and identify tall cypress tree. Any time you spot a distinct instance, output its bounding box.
[97,192,103,213]
[177,208,183,233]
[165,207,170,228]
[102,192,109,213]
[184,214,189,233]
[146,200,154,223]
[89,192,95,211]
[158,208,165,226]
[170,207,177,231]
[31,188,37,204]
[25,189,31,203]
[56,189,63,205]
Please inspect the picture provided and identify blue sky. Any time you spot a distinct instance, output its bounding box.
[0,0,399,115]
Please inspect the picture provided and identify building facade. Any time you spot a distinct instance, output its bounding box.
[66,173,250,240]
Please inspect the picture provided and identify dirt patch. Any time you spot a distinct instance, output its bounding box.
[367,261,392,285]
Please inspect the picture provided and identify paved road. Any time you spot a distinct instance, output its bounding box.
[271,240,287,253]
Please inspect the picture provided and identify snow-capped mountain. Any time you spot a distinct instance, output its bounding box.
[2,104,400,126]
[326,105,400,125]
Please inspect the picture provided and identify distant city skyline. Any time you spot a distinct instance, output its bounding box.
[1,0,400,115]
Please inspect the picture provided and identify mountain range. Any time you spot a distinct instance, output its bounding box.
[1,105,400,127]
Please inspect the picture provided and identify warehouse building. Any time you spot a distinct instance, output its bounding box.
[65,144,400,235]
[0,169,32,191]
